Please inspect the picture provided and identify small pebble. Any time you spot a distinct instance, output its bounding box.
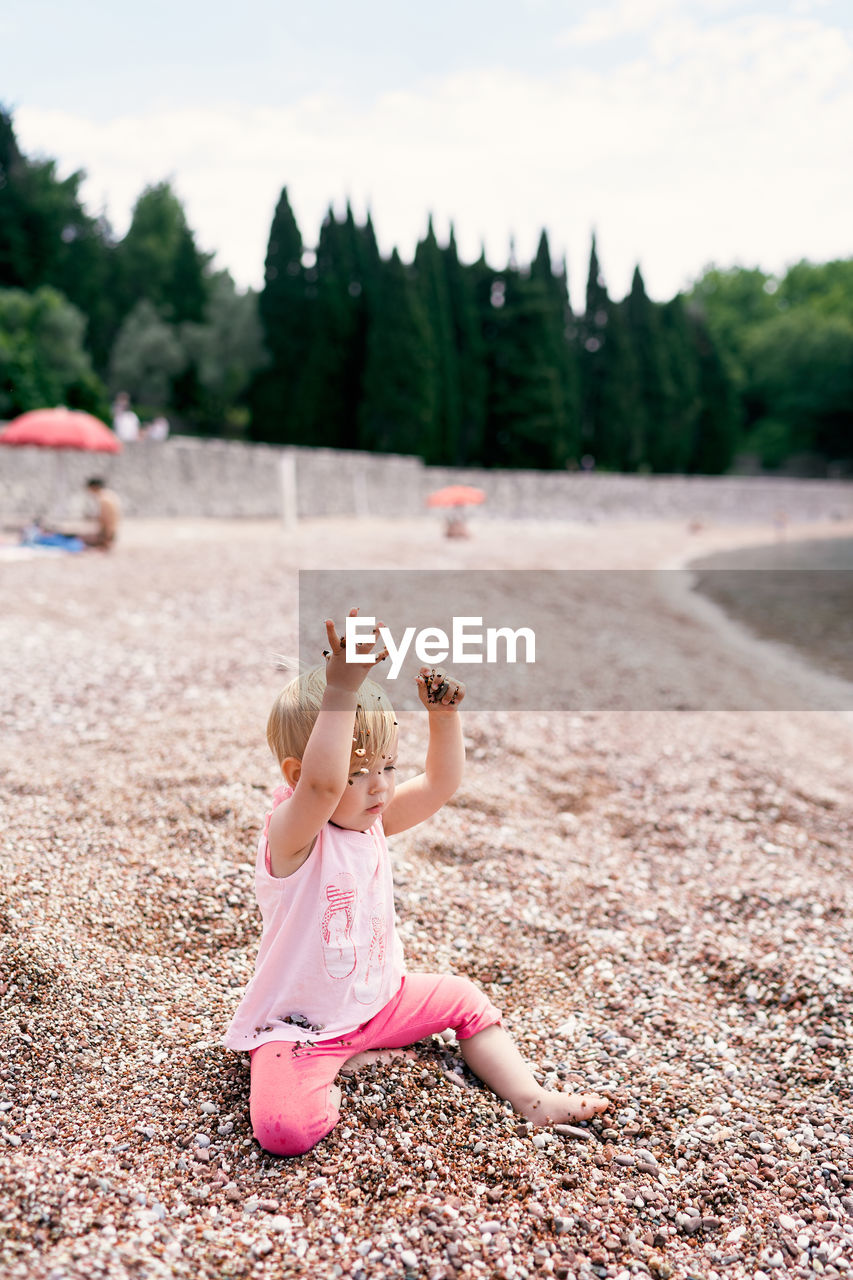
[555,1125,592,1141]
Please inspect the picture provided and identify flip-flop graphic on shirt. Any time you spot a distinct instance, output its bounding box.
[321,874,357,978]
[354,908,386,1004]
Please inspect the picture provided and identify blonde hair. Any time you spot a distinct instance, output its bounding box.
[266,665,397,769]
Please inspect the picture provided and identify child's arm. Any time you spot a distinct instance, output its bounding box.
[382,667,465,836]
[267,612,386,875]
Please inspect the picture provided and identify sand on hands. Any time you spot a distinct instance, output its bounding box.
[1,515,852,1280]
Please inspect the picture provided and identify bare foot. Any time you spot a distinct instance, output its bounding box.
[339,1048,416,1077]
[521,1089,609,1125]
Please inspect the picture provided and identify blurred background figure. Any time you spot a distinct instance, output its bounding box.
[78,477,121,549]
[112,391,140,443]
[144,414,170,442]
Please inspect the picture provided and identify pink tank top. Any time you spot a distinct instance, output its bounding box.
[223,786,406,1051]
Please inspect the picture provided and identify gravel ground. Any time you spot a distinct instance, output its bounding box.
[2,514,853,1280]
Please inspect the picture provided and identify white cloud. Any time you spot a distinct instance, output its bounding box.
[15,5,853,307]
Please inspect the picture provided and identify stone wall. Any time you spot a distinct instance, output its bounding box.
[1,436,852,527]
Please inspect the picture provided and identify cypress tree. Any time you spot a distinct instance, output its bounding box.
[580,235,638,469]
[357,249,438,459]
[295,204,381,448]
[251,187,312,443]
[299,207,359,446]
[479,258,567,470]
[687,306,739,474]
[530,230,582,465]
[442,226,487,465]
[625,265,676,470]
[658,295,701,473]
[413,217,460,463]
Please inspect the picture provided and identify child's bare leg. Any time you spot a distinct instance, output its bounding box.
[339,1048,416,1076]
[460,1025,608,1124]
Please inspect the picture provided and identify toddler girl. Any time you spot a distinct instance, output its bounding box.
[224,610,608,1156]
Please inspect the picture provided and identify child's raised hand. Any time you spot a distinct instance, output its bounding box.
[416,666,465,712]
[323,608,388,692]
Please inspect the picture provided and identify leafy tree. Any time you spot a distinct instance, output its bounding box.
[777,259,853,320]
[114,182,211,326]
[180,273,267,436]
[688,265,778,389]
[690,260,853,467]
[0,107,116,369]
[108,299,187,412]
[743,311,853,462]
[0,285,106,419]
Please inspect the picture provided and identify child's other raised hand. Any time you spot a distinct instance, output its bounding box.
[323,608,388,692]
[416,666,465,713]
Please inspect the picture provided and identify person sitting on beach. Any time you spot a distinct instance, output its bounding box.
[79,478,121,550]
[223,609,609,1157]
[24,478,120,552]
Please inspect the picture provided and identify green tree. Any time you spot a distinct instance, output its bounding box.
[687,305,739,474]
[357,249,437,458]
[777,259,853,320]
[479,257,573,470]
[0,107,116,370]
[743,311,853,462]
[0,285,106,419]
[579,235,639,469]
[413,218,461,464]
[296,205,377,448]
[624,266,677,471]
[658,295,702,473]
[251,187,312,443]
[114,181,211,326]
[530,230,581,465]
[442,227,487,465]
[108,299,187,411]
[180,273,267,436]
[688,265,778,389]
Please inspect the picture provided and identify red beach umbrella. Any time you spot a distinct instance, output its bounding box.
[0,407,122,453]
[426,484,486,508]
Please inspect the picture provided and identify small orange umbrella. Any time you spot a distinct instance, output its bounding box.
[426,484,486,508]
[0,407,122,453]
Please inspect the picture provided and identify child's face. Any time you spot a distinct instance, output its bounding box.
[330,737,398,832]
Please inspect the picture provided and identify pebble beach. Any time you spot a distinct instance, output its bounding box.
[2,512,853,1280]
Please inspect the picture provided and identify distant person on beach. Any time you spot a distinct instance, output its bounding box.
[80,478,121,549]
[25,478,120,552]
[223,609,608,1156]
[112,392,140,443]
[144,415,170,442]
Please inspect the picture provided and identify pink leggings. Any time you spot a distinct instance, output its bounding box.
[249,972,501,1157]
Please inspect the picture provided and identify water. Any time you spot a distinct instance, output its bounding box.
[689,537,853,687]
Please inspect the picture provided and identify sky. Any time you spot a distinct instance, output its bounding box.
[3,0,852,307]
